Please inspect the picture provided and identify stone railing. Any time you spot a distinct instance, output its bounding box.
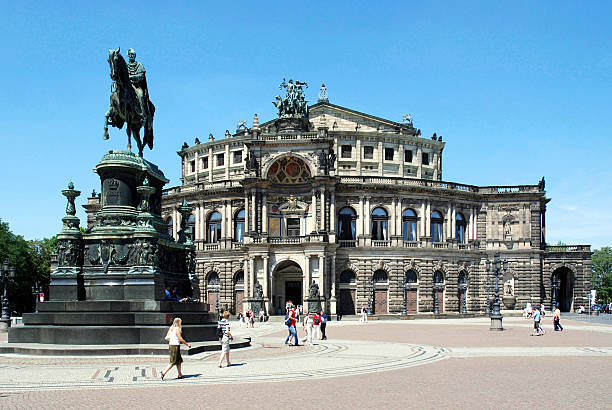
[546,245,591,252]
[338,176,542,195]
[231,241,244,250]
[163,180,242,196]
[372,240,391,247]
[403,241,421,248]
[259,131,320,141]
[338,240,357,248]
[433,242,449,249]
[269,236,303,244]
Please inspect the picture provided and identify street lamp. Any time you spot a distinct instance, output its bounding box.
[551,276,561,311]
[32,282,42,313]
[485,252,507,331]
[1,261,16,331]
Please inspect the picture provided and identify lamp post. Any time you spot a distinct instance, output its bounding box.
[1,261,16,331]
[215,289,220,320]
[31,282,42,313]
[551,276,561,311]
[485,252,507,331]
[367,278,374,315]
[485,271,491,315]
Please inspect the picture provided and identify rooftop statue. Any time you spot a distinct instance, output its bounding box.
[273,78,309,119]
[104,48,156,157]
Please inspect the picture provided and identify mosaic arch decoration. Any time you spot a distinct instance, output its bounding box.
[267,156,312,184]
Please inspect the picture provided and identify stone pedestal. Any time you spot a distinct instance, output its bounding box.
[306,298,321,313]
[490,314,504,331]
[249,298,263,314]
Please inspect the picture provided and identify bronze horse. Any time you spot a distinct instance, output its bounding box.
[104,48,155,157]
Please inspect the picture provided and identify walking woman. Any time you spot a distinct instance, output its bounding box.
[218,311,234,367]
[161,317,191,380]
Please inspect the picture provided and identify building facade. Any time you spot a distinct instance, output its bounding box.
[159,97,591,316]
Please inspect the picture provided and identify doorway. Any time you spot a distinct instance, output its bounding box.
[553,267,574,312]
[272,260,304,314]
[285,281,302,307]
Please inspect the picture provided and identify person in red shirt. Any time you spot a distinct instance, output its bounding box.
[312,311,322,340]
[284,303,299,346]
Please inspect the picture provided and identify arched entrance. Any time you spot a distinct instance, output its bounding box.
[338,270,356,315]
[234,271,244,314]
[272,260,303,315]
[373,270,388,314]
[552,267,574,312]
[206,272,220,314]
[405,270,418,313]
[433,271,445,314]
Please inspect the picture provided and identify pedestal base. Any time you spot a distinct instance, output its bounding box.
[490,314,504,331]
[0,319,10,332]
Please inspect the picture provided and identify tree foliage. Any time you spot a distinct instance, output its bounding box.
[0,218,56,315]
[592,247,612,303]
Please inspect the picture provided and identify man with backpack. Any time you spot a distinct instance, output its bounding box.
[312,311,322,340]
[284,303,299,346]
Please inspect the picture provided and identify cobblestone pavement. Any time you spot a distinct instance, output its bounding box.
[0,317,610,409]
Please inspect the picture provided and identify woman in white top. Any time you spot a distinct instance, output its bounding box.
[218,311,234,368]
[161,317,191,380]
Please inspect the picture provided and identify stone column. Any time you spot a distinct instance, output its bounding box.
[433,152,439,180]
[358,196,364,238]
[468,208,474,241]
[365,196,371,233]
[425,201,431,237]
[396,198,402,238]
[390,197,397,237]
[399,143,404,176]
[303,255,310,300]
[420,201,426,239]
[311,189,318,232]
[451,205,456,241]
[262,191,268,233]
[243,258,249,298]
[251,190,257,232]
[378,141,383,176]
[208,147,213,182]
[194,150,199,183]
[473,206,478,240]
[356,139,362,175]
[329,191,336,234]
[244,191,249,235]
[330,257,337,315]
[249,257,256,298]
[416,145,423,178]
[224,144,230,179]
[172,208,179,240]
[263,255,270,313]
[320,187,326,231]
[446,207,452,241]
[318,255,325,310]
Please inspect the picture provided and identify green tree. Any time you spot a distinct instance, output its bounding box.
[0,218,56,315]
[592,247,612,303]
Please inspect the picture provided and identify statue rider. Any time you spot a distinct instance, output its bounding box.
[127,48,150,126]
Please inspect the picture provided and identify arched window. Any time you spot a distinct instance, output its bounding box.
[406,270,418,284]
[234,209,245,242]
[402,208,417,241]
[207,211,222,243]
[207,272,220,286]
[188,214,196,240]
[338,207,357,240]
[373,269,388,283]
[458,271,467,286]
[339,270,356,284]
[371,207,388,241]
[433,270,445,284]
[431,210,443,243]
[234,271,244,285]
[456,213,466,244]
[166,217,173,237]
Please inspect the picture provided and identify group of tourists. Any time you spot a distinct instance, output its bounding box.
[161,311,235,380]
[283,301,328,346]
[531,303,564,336]
[237,310,256,328]
[163,284,193,303]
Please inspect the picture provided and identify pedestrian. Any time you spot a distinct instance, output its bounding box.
[553,303,564,331]
[249,309,255,328]
[312,311,322,340]
[302,311,314,345]
[320,311,328,340]
[217,311,233,367]
[360,307,368,323]
[161,317,191,380]
[237,311,244,328]
[284,303,299,346]
[531,306,545,336]
[259,308,265,322]
[540,303,546,318]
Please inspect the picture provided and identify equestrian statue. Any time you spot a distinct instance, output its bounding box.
[104,48,155,157]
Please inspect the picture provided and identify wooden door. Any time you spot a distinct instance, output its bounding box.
[235,290,244,313]
[435,290,444,313]
[374,290,388,314]
[339,289,356,315]
[208,291,217,313]
[407,289,417,313]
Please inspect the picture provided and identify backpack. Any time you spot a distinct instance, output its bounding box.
[284,314,292,326]
[216,324,224,339]
[313,315,320,325]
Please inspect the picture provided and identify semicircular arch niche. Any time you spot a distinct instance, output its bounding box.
[267,156,312,184]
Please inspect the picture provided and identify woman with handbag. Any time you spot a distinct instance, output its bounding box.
[161,317,191,380]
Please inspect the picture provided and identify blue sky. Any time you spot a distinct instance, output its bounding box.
[1,1,610,248]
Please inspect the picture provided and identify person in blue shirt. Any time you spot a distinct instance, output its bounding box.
[531,306,545,336]
[320,311,328,340]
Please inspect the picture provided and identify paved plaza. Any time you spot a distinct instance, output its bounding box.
[0,316,611,409]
